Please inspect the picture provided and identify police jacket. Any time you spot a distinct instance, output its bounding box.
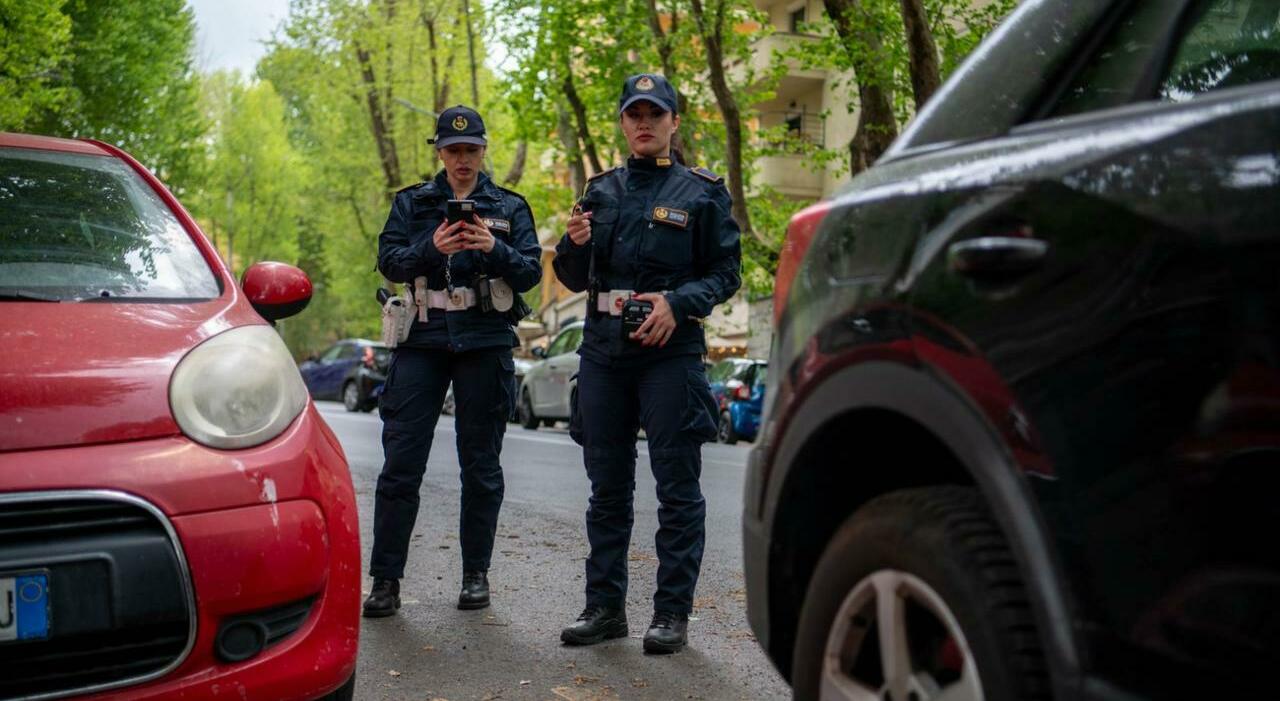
[553,157,742,365]
[378,170,542,352]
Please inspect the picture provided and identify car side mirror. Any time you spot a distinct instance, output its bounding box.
[532,346,547,359]
[241,262,312,322]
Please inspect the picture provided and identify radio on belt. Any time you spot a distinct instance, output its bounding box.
[620,298,653,340]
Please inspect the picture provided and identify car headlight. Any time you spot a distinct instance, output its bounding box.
[169,325,309,449]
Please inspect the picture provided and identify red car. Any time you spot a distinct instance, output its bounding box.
[0,133,360,700]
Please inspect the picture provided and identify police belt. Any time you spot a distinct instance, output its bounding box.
[427,288,480,311]
[595,290,638,317]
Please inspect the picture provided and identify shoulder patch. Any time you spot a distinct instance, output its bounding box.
[689,166,723,183]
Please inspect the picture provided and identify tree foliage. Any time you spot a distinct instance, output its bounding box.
[3,0,1015,351]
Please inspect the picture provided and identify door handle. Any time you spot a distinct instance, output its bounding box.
[948,236,1048,277]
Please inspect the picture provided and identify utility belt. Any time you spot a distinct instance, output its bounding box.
[380,276,515,348]
[591,288,639,317]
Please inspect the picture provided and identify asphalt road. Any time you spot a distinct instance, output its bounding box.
[314,401,791,701]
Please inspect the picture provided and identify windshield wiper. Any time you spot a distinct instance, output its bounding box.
[0,290,61,302]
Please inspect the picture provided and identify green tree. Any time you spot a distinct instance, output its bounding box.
[0,0,73,129]
[28,0,206,192]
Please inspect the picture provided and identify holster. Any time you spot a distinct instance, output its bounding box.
[380,294,414,348]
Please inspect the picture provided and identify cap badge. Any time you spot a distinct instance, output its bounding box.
[636,76,655,92]
[452,115,469,131]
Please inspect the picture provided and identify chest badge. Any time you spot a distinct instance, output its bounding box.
[482,217,511,233]
[651,205,690,229]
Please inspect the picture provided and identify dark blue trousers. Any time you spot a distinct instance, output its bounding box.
[571,353,719,615]
[370,346,514,580]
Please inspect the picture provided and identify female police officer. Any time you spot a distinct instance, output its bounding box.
[363,105,541,618]
[553,74,741,653]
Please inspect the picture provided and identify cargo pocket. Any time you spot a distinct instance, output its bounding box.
[497,352,515,420]
[682,368,719,445]
[377,352,404,422]
[568,374,583,446]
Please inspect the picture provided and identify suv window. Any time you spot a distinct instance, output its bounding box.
[1051,0,1280,118]
[1161,0,1280,101]
[336,344,360,361]
[547,326,581,357]
[0,147,219,300]
[319,344,345,362]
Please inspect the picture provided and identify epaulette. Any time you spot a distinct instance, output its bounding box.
[689,166,723,184]
[396,180,435,196]
[587,166,619,183]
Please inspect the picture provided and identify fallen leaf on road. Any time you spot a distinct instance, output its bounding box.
[422,644,437,652]
[631,678,649,688]
[387,669,401,677]
[573,675,599,685]
[519,680,531,686]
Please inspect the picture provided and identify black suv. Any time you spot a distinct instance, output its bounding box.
[743,1,1280,699]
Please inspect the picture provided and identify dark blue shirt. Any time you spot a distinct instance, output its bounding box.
[378,171,542,352]
[553,158,742,366]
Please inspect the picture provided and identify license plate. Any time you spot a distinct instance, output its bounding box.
[0,573,50,643]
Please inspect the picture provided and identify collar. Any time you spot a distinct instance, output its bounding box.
[433,169,496,199]
[626,155,676,172]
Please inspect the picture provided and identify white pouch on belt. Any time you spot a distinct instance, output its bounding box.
[489,278,514,312]
[380,294,414,348]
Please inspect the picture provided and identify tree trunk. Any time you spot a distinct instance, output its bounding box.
[689,0,755,240]
[461,0,481,106]
[645,0,696,163]
[562,73,604,175]
[503,141,528,187]
[355,42,402,195]
[422,10,441,173]
[556,105,587,196]
[823,0,897,175]
[899,0,940,109]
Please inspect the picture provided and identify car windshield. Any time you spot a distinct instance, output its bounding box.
[0,147,219,301]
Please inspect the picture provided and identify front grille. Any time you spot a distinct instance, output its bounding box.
[0,493,192,700]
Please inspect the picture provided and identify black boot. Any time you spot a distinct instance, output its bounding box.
[457,570,490,610]
[362,578,400,618]
[560,605,628,645]
[642,610,688,654]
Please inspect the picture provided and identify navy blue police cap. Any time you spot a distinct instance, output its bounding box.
[430,105,487,148]
[618,74,678,115]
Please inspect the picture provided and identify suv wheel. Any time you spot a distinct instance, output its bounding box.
[519,390,539,430]
[793,487,1048,701]
[718,410,738,444]
[342,381,360,412]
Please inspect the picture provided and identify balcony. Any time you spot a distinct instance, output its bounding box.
[734,32,828,90]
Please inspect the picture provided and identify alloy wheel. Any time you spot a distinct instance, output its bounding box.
[821,570,982,701]
[342,382,360,412]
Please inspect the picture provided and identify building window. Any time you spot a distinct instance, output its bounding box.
[789,6,807,33]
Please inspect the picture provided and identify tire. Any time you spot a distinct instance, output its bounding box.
[718,410,739,445]
[792,486,1048,701]
[341,381,360,412]
[319,672,355,700]
[519,389,540,430]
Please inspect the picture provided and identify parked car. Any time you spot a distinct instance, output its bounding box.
[299,338,389,412]
[719,363,766,445]
[518,321,584,429]
[0,132,359,700]
[707,358,766,443]
[744,2,1280,699]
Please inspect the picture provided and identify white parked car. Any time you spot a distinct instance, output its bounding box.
[517,321,583,430]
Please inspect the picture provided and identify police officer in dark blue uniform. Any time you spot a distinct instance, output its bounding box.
[363,105,542,618]
[553,75,741,653]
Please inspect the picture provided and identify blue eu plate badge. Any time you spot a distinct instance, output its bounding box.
[0,573,51,643]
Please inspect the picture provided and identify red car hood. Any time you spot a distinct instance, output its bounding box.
[0,298,260,453]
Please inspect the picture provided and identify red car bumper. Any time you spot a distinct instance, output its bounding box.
[1,404,360,701]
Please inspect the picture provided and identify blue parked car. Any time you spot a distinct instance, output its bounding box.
[714,360,766,444]
[298,338,390,412]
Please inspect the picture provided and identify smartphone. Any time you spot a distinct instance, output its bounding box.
[447,199,476,225]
